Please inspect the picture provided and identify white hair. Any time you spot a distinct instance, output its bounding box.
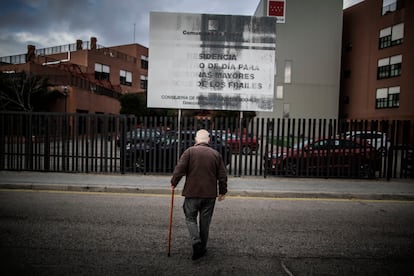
[195,129,210,144]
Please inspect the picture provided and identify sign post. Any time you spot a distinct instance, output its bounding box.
[148,12,277,166]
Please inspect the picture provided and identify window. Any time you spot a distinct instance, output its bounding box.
[276,86,284,99]
[283,103,290,118]
[140,75,148,89]
[377,55,402,79]
[120,70,132,86]
[343,140,364,149]
[376,86,400,109]
[284,60,292,83]
[141,55,148,69]
[94,63,110,81]
[379,23,404,49]
[311,140,329,150]
[382,0,397,15]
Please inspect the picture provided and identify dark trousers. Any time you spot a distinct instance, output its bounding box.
[183,198,216,248]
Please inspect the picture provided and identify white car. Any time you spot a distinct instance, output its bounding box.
[345,131,390,155]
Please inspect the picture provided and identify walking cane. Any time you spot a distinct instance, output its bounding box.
[167,186,175,257]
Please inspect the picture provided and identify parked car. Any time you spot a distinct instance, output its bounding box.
[116,128,166,147]
[124,129,232,172]
[345,131,390,155]
[264,137,381,178]
[124,132,177,172]
[224,133,258,155]
[211,130,258,155]
[175,130,232,165]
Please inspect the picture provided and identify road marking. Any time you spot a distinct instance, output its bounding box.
[281,260,294,276]
[1,188,413,204]
[0,188,171,198]
[229,195,414,204]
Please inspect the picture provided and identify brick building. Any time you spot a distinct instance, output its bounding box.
[0,37,148,114]
[340,0,413,121]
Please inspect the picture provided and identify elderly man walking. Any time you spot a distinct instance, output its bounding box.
[171,129,228,260]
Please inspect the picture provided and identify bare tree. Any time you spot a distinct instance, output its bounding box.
[0,71,50,111]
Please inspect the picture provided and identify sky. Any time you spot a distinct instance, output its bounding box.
[0,0,362,57]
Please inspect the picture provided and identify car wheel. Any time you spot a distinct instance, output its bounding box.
[378,147,387,157]
[242,146,252,155]
[134,157,146,172]
[358,163,376,179]
[286,160,297,176]
[264,162,275,175]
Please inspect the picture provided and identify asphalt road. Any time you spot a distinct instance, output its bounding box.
[1,189,414,275]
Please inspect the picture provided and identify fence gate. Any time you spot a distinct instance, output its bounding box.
[0,112,413,180]
[0,112,124,173]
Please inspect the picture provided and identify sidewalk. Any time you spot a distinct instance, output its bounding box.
[1,170,414,200]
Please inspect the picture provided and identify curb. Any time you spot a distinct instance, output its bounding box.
[1,183,414,201]
[0,183,172,195]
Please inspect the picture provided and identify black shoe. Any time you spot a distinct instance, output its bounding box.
[192,242,207,260]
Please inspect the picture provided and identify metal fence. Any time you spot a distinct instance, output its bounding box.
[0,112,413,180]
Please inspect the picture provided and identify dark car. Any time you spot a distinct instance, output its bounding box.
[124,129,231,172]
[173,130,232,166]
[116,128,166,147]
[264,137,381,178]
[124,139,175,173]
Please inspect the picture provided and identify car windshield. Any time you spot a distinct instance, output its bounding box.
[346,131,384,139]
[128,129,158,137]
[292,140,310,149]
[126,128,164,143]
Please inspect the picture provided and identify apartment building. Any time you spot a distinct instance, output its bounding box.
[254,0,343,120]
[340,0,413,121]
[0,37,148,114]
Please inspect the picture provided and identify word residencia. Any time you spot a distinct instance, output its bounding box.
[199,53,237,60]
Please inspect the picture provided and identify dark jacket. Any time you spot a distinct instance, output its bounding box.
[171,143,227,198]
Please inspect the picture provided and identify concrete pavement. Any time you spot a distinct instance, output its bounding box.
[1,171,414,200]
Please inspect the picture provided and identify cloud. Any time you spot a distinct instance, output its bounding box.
[0,0,358,57]
[0,0,263,56]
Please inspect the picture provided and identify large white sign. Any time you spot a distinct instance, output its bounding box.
[148,12,276,111]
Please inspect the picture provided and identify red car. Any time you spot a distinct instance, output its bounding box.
[225,133,258,155]
[264,137,381,178]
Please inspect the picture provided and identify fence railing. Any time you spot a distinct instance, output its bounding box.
[0,112,413,179]
[0,41,105,65]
